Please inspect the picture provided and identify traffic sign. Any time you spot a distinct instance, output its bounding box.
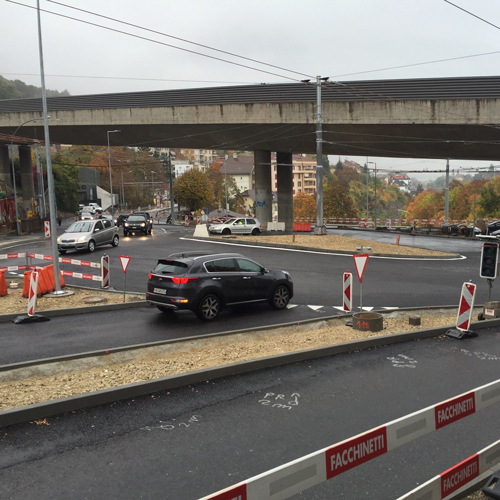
[353,254,369,282]
[119,255,131,273]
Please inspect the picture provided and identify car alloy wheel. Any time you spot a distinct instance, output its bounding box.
[197,294,221,321]
[270,285,290,309]
[112,234,119,247]
[88,240,96,253]
[251,228,260,235]
[222,228,231,235]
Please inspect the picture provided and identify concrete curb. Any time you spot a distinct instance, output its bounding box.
[184,235,462,259]
[0,296,149,323]
[1,314,499,428]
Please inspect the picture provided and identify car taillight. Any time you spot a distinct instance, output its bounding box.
[148,273,152,280]
[171,277,199,284]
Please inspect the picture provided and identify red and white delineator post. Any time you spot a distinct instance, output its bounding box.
[446,281,477,339]
[456,282,476,331]
[27,269,39,317]
[343,271,352,312]
[44,221,50,238]
[101,254,110,288]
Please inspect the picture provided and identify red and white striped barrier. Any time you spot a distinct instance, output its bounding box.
[200,378,500,500]
[456,282,476,332]
[0,265,28,272]
[27,253,105,284]
[185,215,189,227]
[60,270,102,282]
[0,252,29,272]
[27,270,39,317]
[398,438,500,499]
[27,253,101,269]
[343,271,352,312]
[44,221,50,238]
[101,254,110,288]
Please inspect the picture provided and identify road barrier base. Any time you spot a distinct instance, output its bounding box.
[12,314,50,324]
[482,473,500,499]
[445,328,477,339]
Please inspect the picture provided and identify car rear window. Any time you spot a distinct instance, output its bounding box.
[128,215,146,222]
[153,260,188,275]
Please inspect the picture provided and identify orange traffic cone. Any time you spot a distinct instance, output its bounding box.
[0,271,8,297]
[22,270,32,298]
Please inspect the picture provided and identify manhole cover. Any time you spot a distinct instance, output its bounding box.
[82,296,108,304]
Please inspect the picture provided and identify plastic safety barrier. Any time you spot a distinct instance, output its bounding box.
[200,378,500,500]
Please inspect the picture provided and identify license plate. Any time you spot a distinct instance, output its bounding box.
[154,288,167,295]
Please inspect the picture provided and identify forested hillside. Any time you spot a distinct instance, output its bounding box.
[0,75,70,99]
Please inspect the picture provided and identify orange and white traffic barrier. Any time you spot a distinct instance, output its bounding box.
[200,378,500,500]
[343,271,352,312]
[27,269,39,316]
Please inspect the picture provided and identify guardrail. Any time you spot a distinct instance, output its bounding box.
[200,378,500,500]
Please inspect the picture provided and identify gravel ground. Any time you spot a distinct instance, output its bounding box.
[229,234,454,256]
[0,308,468,411]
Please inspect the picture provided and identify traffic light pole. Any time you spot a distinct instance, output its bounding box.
[488,278,493,302]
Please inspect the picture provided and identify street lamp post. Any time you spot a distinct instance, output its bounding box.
[107,130,120,216]
[368,161,377,228]
[10,117,48,235]
[151,171,156,206]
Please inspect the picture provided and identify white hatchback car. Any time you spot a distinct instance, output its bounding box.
[209,217,262,235]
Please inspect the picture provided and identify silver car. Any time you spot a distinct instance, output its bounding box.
[57,220,119,254]
[209,217,262,235]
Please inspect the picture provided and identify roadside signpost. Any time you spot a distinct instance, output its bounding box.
[119,255,131,302]
[353,254,369,311]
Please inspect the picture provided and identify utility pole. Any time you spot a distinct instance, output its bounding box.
[37,0,62,294]
[445,158,450,224]
[314,75,327,235]
[168,151,175,220]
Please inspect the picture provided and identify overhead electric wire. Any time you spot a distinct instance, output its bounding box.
[444,0,500,31]
[6,0,500,165]
[5,0,302,83]
[0,72,258,85]
[46,0,312,80]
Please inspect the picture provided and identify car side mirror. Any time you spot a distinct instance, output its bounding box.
[94,228,100,232]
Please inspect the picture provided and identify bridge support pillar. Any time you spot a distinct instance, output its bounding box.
[276,152,293,230]
[254,150,272,229]
[0,145,10,194]
[19,146,35,211]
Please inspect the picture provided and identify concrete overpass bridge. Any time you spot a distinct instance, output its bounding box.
[1,75,500,229]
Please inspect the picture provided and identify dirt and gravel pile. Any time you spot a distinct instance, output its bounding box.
[0,308,471,411]
[226,234,455,257]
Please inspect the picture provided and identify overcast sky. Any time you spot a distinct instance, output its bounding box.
[2,0,500,179]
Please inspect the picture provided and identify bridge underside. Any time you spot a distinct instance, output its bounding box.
[0,122,500,160]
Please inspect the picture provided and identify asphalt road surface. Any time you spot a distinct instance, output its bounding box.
[1,323,499,499]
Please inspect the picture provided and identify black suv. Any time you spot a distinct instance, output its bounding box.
[146,252,293,321]
[123,214,152,236]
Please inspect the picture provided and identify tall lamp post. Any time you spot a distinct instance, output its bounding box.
[367,161,377,228]
[10,116,48,235]
[151,171,156,205]
[107,129,120,216]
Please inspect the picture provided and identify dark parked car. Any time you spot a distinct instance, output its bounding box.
[146,252,293,321]
[123,214,152,236]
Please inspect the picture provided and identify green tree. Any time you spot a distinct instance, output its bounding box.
[52,165,79,212]
[173,168,212,211]
[323,176,359,218]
